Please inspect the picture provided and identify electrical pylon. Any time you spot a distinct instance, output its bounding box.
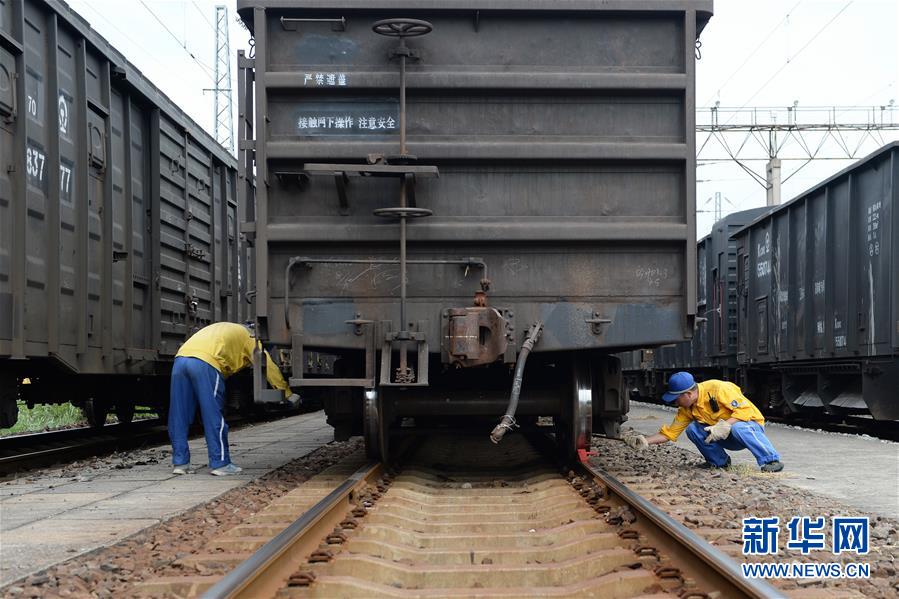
[211,5,234,153]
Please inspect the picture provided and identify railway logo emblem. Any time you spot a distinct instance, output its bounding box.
[58,93,69,135]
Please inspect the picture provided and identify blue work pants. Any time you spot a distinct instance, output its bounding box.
[685,420,780,467]
[168,357,231,469]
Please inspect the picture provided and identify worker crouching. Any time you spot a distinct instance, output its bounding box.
[168,322,298,476]
[624,372,784,473]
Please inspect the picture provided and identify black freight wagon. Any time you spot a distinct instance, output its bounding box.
[734,142,899,421]
[0,0,243,427]
[621,207,769,400]
[237,0,712,460]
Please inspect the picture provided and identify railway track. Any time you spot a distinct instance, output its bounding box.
[0,409,301,476]
[139,433,782,598]
[0,419,169,476]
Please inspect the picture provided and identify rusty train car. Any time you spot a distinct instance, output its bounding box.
[237,0,712,460]
[0,0,244,428]
[623,142,899,423]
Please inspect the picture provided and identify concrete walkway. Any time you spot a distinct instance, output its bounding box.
[625,401,899,518]
[0,411,332,586]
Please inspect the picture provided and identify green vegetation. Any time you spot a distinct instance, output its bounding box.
[0,401,85,437]
[0,401,163,437]
[726,463,785,477]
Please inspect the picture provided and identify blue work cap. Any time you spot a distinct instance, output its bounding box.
[662,371,696,404]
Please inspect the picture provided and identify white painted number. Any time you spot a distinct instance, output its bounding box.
[59,164,72,194]
[635,266,670,288]
[26,146,46,180]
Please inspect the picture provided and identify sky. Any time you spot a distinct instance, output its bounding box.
[66,0,899,238]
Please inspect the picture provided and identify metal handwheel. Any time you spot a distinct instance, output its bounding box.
[373,207,433,219]
[372,18,433,38]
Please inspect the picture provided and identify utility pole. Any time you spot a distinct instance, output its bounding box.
[206,5,234,153]
[697,102,898,206]
[701,191,732,220]
[765,157,781,206]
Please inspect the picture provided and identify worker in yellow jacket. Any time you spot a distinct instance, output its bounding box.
[168,322,294,476]
[624,372,784,472]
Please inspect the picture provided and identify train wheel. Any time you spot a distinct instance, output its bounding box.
[363,389,389,462]
[571,355,594,460]
[82,398,109,428]
[557,356,593,462]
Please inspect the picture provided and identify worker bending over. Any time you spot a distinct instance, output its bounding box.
[169,322,296,476]
[625,372,784,472]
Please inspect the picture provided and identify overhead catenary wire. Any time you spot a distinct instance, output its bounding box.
[723,1,855,125]
[69,0,213,91]
[139,0,216,80]
[701,0,803,109]
[191,0,218,34]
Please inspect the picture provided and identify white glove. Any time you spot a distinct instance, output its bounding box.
[287,393,301,408]
[704,420,732,444]
[620,429,649,451]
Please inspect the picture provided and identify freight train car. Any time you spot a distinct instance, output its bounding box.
[734,142,899,421]
[623,142,899,423]
[237,0,712,461]
[0,0,243,428]
[621,207,769,399]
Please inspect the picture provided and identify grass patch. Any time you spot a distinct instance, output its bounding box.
[1,401,164,436]
[726,463,785,478]
[1,401,86,437]
[726,463,758,476]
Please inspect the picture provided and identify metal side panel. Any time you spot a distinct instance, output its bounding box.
[0,41,17,346]
[128,98,152,350]
[810,190,827,353]
[22,0,51,348]
[249,5,706,355]
[831,176,851,356]
[892,149,899,350]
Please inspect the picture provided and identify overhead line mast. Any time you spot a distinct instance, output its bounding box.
[206,5,235,153]
[697,103,899,206]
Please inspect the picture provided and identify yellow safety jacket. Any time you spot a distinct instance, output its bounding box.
[659,379,765,442]
[176,322,290,398]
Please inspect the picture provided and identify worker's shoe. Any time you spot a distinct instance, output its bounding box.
[697,457,731,469]
[760,460,784,473]
[210,463,243,476]
[172,464,192,475]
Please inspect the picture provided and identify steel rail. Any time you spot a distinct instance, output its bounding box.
[0,419,167,475]
[0,411,290,475]
[578,460,786,599]
[202,461,383,599]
